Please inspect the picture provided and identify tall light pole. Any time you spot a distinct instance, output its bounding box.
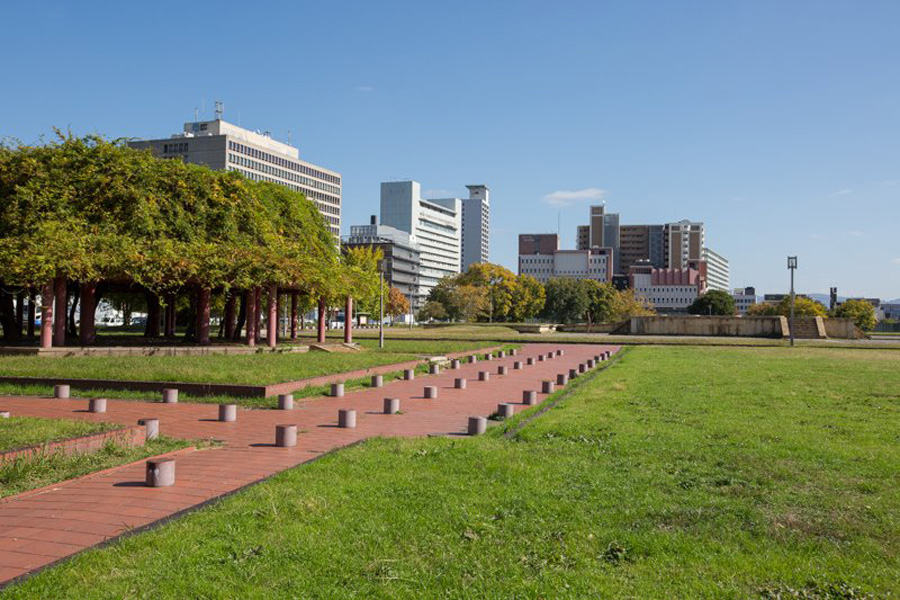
[377,259,385,349]
[788,256,798,347]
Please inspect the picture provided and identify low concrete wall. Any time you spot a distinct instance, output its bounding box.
[0,425,145,463]
[629,316,788,338]
[823,318,867,339]
[556,324,619,333]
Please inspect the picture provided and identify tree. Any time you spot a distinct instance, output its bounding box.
[541,278,590,324]
[747,297,827,318]
[834,299,877,331]
[509,275,545,322]
[385,287,410,319]
[688,290,736,316]
[455,285,490,322]
[418,300,447,322]
[582,280,617,328]
[457,263,517,322]
[607,288,655,321]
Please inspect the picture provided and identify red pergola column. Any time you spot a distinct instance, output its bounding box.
[52,276,66,347]
[40,281,54,349]
[317,297,326,344]
[245,288,257,347]
[196,287,211,345]
[79,282,97,346]
[224,293,236,340]
[290,292,298,340]
[267,284,278,348]
[344,296,353,344]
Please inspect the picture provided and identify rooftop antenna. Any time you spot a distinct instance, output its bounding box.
[214,100,224,120]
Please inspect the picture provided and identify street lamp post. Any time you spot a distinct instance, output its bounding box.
[787,256,798,347]
[377,259,385,349]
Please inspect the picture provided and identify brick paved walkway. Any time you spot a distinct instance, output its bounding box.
[0,343,615,586]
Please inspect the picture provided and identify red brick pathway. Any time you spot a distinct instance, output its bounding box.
[0,343,615,585]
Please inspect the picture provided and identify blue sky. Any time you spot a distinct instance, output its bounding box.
[3,1,899,298]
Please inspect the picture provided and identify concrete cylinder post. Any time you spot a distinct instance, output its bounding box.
[403,368,415,381]
[542,380,555,394]
[54,384,70,399]
[344,296,353,344]
[569,368,578,379]
[331,383,344,397]
[538,355,545,362]
[317,297,326,344]
[338,409,356,428]
[88,398,107,413]
[79,282,97,346]
[383,398,400,414]
[578,363,587,374]
[245,289,257,347]
[218,404,237,422]
[498,350,505,358]
[53,276,66,347]
[497,365,508,375]
[546,352,554,360]
[162,388,179,404]
[556,373,568,386]
[557,349,564,357]
[484,352,493,361]
[454,378,467,389]
[510,348,518,356]
[497,403,515,419]
[523,390,537,405]
[468,355,478,364]
[275,424,298,447]
[145,458,175,487]
[450,359,460,369]
[371,374,384,388]
[267,284,278,349]
[467,416,486,436]
[139,418,159,440]
[196,287,211,346]
[513,361,523,370]
[278,394,294,410]
[587,359,595,368]
[478,371,490,382]
[429,364,440,375]
[424,386,438,399]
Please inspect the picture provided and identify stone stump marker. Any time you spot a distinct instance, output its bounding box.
[162,388,179,404]
[546,352,554,360]
[278,394,294,410]
[513,361,523,370]
[523,390,537,405]
[526,357,535,366]
[455,378,467,389]
[498,350,506,358]
[146,457,175,487]
[467,416,487,436]
[569,368,578,379]
[510,348,518,356]
[478,371,490,382]
[54,384,70,399]
[450,359,460,369]
[578,363,587,374]
[383,398,400,414]
[483,352,493,361]
[338,409,356,428]
[497,403,515,419]
[88,398,107,413]
[403,369,415,381]
[275,424,297,447]
[497,365,508,375]
[556,349,564,357]
[424,386,438,399]
[556,373,568,386]
[371,375,384,388]
[541,380,555,394]
[331,383,345,397]
[139,418,159,440]
[468,355,478,364]
[429,364,441,375]
[219,404,237,422]
[587,359,595,368]
[538,355,545,362]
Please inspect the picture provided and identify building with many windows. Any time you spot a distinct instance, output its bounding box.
[702,247,730,291]
[343,216,422,310]
[518,234,613,284]
[460,185,490,271]
[620,224,666,271]
[665,220,705,269]
[629,262,707,313]
[732,287,758,315]
[380,181,461,305]
[129,119,341,236]
[576,205,620,271]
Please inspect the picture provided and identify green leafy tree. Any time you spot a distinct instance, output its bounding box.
[582,280,617,328]
[688,290,736,316]
[418,300,447,322]
[510,275,545,322]
[834,299,877,331]
[541,278,590,324]
[747,296,827,318]
[608,288,656,321]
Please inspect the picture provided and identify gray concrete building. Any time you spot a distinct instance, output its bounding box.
[461,185,490,270]
[343,217,422,310]
[702,247,730,291]
[129,119,341,236]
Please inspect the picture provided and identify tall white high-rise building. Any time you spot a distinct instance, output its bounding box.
[702,247,730,292]
[460,185,490,270]
[380,181,461,306]
[129,119,341,236]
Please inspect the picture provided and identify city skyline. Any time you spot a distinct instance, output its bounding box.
[2,1,898,297]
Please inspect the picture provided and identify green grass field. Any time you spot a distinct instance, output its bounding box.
[0,416,118,453]
[4,346,899,598]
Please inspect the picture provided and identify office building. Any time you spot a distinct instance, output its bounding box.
[518,234,613,283]
[665,220,705,269]
[460,185,490,270]
[129,119,341,236]
[576,205,620,270]
[343,216,422,310]
[732,287,757,315]
[620,224,666,270]
[702,247,730,291]
[629,262,707,313]
[380,181,461,304]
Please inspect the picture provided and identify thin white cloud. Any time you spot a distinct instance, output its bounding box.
[809,233,827,240]
[892,258,900,265]
[833,189,852,196]
[542,188,607,208]
[846,230,863,237]
[354,85,375,93]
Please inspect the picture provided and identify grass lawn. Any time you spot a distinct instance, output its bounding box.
[0,340,505,387]
[5,346,899,597]
[1,436,192,499]
[0,416,119,453]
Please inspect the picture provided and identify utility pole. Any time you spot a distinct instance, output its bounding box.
[378,260,385,349]
[788,256,798,347]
